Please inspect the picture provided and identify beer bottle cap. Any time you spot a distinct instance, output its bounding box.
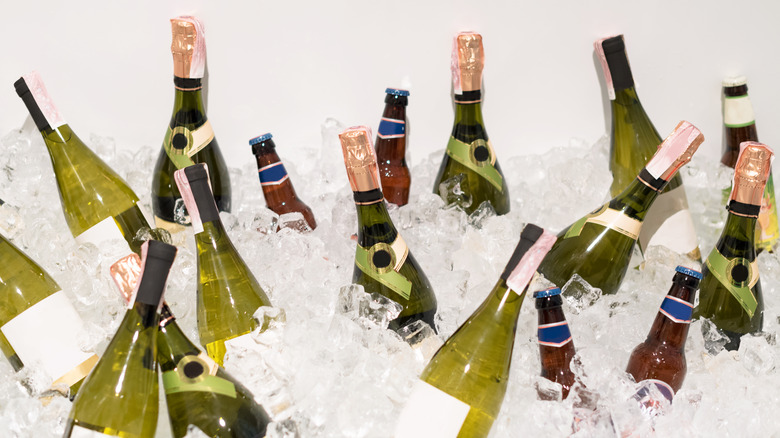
[722,76,747,87]
[533,287,562,299]
[385,88,410,97]
[249,133,273,145]
[675,265,702,280]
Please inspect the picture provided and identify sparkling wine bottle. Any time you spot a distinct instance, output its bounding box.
[250,133,317,230]
[64,240,175,437]
[152,16,231,234]
[339,126,437,331]
[534,287,576,399]
[175,163,271,365]
[694,142,772,350]
[433,32,510,215]
[538,121,704,295]
[595,35,700,260]
[394,224,556,438]
[375,88,411,206]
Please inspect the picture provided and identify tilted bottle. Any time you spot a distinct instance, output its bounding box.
[375,88,411,206]
[694,142,772,350]
[175,163,272,365]
[64,240,176,437]
[534,287,576,400]
[394,224,556,438]
[537,121,704,295]
[250,133,317,230]
[152,16,231,234]
[432,32,510,215]
[595,35,700,260]
[339,126,437,331]
[721,77,778,253]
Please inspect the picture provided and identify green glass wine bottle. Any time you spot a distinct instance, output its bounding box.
[394,224,556,438]
[152,15,231,235]
[595,35,700,261]
[432,32,510,215]
[537,121,704,295]
[175,163,271,365]
[694,142,773,350]
[64,240,176,437]
[339,126,437,331]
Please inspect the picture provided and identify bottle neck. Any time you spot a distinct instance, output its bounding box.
[157,304,200,372]
[722,86,758,168]
[187,178,222,231]
[611,175,663,221]
[719,203,759,257]
[253,148,299,207]
[474,278,526,326]
[453,97,485,128]
[354,190,397,247]
[172,77,207,123]
[613,86,642,107]
[644,278,697,351]
[604,46,635,92]
[128,301,161,330]
[375,103,407,162]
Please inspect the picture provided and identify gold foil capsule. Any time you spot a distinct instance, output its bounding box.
[731,141,774,207]
[339,126,381,193]
[452,32,484,94]
[171,16,206,79]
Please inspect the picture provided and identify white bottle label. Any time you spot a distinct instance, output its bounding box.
[69,425,117,437]
[723,95,755,128]
[639,186,699,257]
[75,216,127,249]
[394,380,471,438]
[224,332,257,351]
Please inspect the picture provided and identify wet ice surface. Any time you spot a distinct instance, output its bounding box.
[1,120,779,437]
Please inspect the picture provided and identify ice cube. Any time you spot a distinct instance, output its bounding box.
[562,274,603,314]
[437,173,472,209]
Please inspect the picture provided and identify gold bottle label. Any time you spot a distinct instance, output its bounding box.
[444,137,503,192]
[564,204,642,240]
[355,235,412,301]
[704,248,759,318]
[162,352,237,398]
[163,120,215,169]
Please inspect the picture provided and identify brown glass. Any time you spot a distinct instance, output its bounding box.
[375,93,411,206]
[722,84,757,167]
[535,295,576,399]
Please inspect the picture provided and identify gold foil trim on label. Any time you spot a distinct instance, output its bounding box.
[171,16,206,79]
[731,142,774,206]
[340,127,381,192]
[452,32,484,94]
[52,354,99,389]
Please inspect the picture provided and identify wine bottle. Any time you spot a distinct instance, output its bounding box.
[64,240,176,437]
[694,142,773,350]
[152,15,231,234]
[721,76,779,253]
[250,133,317,230]
[432,32,510,215]
[394,224,556,438]
[375,88,411,206]
[537,121,704,295]
[339,126,437,331]
[595,35,700,260]
[175,163,271,365]
[534,287,576,400]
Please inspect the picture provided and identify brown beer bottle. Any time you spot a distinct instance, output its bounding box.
[375,88,411,206]
[534,287,576,399]
[250,133,317,231]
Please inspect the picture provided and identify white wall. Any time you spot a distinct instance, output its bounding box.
[2,0,779,169]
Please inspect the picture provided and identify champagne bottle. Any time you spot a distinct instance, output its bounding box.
[175,163,271,365]
[152,16,231,234]
[394,224,556,438]
[694,142,773,350]
[64,240,176,437]
[595,35,700,260]
[432,32,510,215]
[538,121,704,295]
[721,76,779,253]
[534,287,576,400]
[250,133,317,230]
[339,126,437,331]
[375,88,411,206]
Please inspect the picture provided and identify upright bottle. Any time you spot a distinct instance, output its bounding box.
[152,16,231,234]
[538,121,704,295]
[694,142,772,350]
[64,240,175,437]
[339,126,437,331]
[432,32,510,215]
[250,133,317,230]
[721,76,778,253]
[394,224,556,438]
[595,35,700,260]
[375,88,411,206]
[175,163,272,365]
[534,287,576,400]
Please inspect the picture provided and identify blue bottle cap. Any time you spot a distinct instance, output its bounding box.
[675,265,703,280]
[249,133,273,146]
[533,287,562,299]
[385,88,410,97]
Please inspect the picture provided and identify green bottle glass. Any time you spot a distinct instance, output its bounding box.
[152,16,231,235]
[538,121,704,295]
[432,32,510,215]
[64,240,176,437]
[595,35,700,261]
[339,126,437,331]
[394,224,556,438]
[175,164,271,365]
[694,142,773,350]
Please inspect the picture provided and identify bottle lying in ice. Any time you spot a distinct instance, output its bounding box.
[375,88,412,206]
[595,35,700,260]
[250,133,317,231]
[394,224,556,438]
[152,15,231,234]
[111,254,272,438]
[537,121,704,296]
[534,287,576,400]
[64,240,175,437]
[694,142,773,351]
[432,32,510,215]
[339,126,438,332]
[175,163,272,365]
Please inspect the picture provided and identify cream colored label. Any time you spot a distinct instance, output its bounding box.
[224,332,256,352]
[154,215,188,235]
[639,187,699,257]
[588,207,641,240]
[394,380,471,438]
[75,216,127,249]
[69,425,116,437]
[724,95,755,128]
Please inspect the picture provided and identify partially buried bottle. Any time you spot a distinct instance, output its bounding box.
[694,142,773,350]
[152,15,231,234]
[175,163,272,365]
[339,126,437,331]
[375,88,411,206]
[394,224,556,438]
[537,121,704,295]
[534,287,576,400]
[433,32,510,215]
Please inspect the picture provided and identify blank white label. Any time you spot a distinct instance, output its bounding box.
[69,425,116,437]
[75,216,127,248]
[394,380,471,438]
[724,95,755,127]
[639,187,699,256]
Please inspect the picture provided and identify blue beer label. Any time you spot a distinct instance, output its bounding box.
[658,295,693,323]
[377,117,405,139]
[258,162,289,186]
[537,321,572,347]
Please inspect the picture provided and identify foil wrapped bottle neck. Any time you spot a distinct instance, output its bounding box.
[171,16,206,79]
[729,141,774,209]
[451,32,484,96]
[639,121,704,190]
[339,127,382,193]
